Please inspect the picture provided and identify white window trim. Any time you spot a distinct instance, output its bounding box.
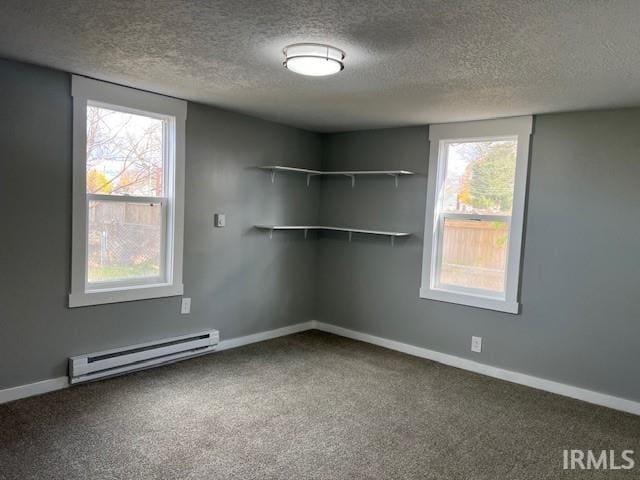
[419,116,532,314]
[69,76,187,307]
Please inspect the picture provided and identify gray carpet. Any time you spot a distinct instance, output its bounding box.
[1,330,639,479]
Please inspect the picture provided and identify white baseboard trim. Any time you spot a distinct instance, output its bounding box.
[0,376,70,405]
[314,321,640,416]
[217,321,315,351]
[0,321,316,405]
[5,321,638,416]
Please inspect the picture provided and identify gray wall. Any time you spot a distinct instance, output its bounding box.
[2,56,640,404]
[0,59,321,389]
[318,111,640,402]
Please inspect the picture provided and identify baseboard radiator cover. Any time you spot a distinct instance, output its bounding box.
[69,330,219,384]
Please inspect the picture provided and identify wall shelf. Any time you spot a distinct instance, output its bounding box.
[255,225,411,246]
[258,165,416,187]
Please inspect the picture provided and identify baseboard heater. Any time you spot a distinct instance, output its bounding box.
[69,330,219,384]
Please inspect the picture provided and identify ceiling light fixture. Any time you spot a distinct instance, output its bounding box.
[283,43,345,77]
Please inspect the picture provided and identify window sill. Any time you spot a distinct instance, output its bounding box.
[69,283,184,308]
[419,286,519,314]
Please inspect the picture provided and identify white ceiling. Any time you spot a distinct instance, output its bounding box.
[1,0,640,132]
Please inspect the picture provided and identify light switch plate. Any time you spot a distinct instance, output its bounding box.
[181,297,191,314]
[214,213,226,227]
[471,336,482,353]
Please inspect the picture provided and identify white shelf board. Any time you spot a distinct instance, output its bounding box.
[258,165,417,186]
[255,225,411,245]
[258,166,322,175]
[322,170,415,176]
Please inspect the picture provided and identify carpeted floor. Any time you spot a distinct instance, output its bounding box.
[1,330,639,479]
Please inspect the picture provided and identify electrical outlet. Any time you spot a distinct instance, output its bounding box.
[180,297,191,314]
[214,213,226,227]
[471,336,482,353]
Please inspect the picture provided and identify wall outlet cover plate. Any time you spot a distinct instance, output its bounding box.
[181,297,191,314]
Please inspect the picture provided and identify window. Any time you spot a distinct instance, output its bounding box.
[420,117,532,313]
[69,76,186,307]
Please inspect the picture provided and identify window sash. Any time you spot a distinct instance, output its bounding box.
[432,213,511,298]
[83,100,172,291]
[86,100,170,199]
[85,194,168,291]
[439,212,511,223]
[87,193,164,204]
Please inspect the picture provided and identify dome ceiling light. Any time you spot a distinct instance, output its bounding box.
[283,43,345,77]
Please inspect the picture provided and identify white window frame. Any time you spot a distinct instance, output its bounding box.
[69,76,187,307]
[420,116,532,314]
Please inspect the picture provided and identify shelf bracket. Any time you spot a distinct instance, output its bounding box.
[348,231,353,243]
[307,173,321,187]
[269,229,273,239]
[386,173,400,188]
[390,236,395,246]
[344,174,355,188]
[304,228,308,240]
[270,170,276,183]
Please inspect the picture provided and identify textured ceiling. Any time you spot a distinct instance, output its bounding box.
[1,0,640,132]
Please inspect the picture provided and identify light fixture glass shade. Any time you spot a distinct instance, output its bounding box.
[283,43,345,76]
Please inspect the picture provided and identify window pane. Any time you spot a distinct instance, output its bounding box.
[87,200,162,283]
[86,105,164,197]
[438,218,509,293]
[442,140,517,215]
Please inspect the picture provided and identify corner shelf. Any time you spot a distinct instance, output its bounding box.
[255,225,411,246]
[258,165,416,187]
